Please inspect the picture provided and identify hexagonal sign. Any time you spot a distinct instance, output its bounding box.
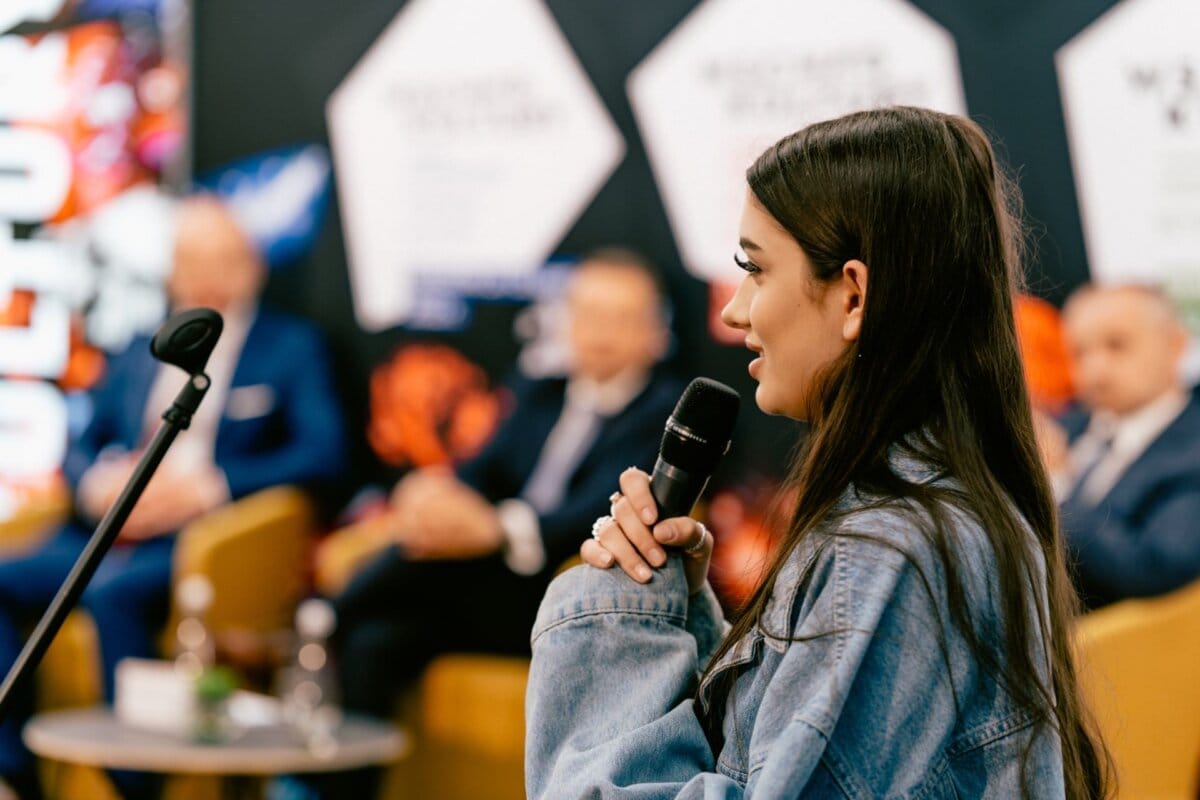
[328,0,624,331]
[1058,0,1200,302]
[628,0,965,285]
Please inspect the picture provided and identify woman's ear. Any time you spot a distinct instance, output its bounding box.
[841,259,868,342]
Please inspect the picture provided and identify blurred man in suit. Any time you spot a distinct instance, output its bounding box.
[1036,284,1200,608]
[311,249,679,799]
[0,196,346,797]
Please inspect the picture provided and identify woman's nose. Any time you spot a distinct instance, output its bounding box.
[720,277,751,331]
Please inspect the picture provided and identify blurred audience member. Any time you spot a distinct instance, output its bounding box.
[0,196,346,797]
[1036,284,1200,609]
[316,250,680,799]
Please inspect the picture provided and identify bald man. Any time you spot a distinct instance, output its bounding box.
[0,196,347,796]
[1039,284,1200,608]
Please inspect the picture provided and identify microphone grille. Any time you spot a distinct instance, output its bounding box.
[662,378,740,470]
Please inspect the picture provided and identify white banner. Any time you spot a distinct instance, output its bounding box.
[1058,0,1200,318]
[0,381,67,481]
[328,0,624,332]
[628,0,966,283]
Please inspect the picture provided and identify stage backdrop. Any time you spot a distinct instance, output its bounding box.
[191,0,1200,597]
[193,0,1157,477]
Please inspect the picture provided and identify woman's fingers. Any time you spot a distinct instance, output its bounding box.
[612,496,666,567]
[654,517,710,557]
[580,537,615,568]
[618,467,659,526]
[593,517,654,583]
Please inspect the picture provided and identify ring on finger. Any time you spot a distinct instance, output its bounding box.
[683,523,710,554]
[591,515,614,541]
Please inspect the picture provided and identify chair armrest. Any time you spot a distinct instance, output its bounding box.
[0,483,70,556]
[313,516,394,598]
[1073,578,1200,799]
[171,486,315,636]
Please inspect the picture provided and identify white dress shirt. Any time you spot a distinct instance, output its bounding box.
[77,305,255,518]
[1057,388,1190,506]
[499,370,650,575]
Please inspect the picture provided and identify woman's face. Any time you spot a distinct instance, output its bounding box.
[721,189,861,420]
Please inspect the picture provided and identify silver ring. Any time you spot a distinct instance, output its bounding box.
[683,523,710,555]
[591,515,614,541]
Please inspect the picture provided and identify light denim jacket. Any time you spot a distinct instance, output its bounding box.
[526,465,1066,799]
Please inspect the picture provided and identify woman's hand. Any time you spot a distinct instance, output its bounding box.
[581,467,713,595]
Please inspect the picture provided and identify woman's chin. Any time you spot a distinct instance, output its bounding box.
[753,385,784,416]
[755,385,807,421]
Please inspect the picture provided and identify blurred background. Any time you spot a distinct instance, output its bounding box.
[4,0,1200,544]
[1,1,1198,798]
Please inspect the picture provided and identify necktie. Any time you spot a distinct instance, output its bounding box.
[520,399,603,514]
[1065,432,1115,507]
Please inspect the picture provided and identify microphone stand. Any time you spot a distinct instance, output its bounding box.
[0,366,213,719]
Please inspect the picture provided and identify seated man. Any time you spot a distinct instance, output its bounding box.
[1037,283,1200,608]
[324,250,680,797]
[0,196,347,796]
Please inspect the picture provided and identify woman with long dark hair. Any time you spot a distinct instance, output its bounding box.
[524,107,1109,799]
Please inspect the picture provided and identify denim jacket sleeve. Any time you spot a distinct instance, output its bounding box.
[525,524,953,799]
[526,555,735,799]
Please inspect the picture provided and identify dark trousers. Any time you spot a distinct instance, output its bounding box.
[313,546,549,798]
[0,522,174,778]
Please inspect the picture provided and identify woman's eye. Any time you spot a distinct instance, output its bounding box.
[733,252,761,274]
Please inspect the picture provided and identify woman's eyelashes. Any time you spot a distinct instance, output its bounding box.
[733,251,761,275]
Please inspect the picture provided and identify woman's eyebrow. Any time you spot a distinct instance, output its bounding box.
[738,237,763,252]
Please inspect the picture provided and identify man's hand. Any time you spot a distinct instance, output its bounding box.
[390,469,504,560]
[1032,409,1070,475]
[119,466,227,543]
[77,456,139,522]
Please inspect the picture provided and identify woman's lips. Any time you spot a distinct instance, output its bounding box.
[748,355,763,378]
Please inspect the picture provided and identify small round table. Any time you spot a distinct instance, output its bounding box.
[25,707,408,797]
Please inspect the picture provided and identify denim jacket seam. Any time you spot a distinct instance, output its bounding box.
[717,752,750,784]
[698,633,762,714]
[531,607,687,644]
[834,535,848,663]
[946,707,1038,757]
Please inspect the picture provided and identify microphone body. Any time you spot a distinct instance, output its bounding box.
[648,378,740,519]
[650,457,714,519]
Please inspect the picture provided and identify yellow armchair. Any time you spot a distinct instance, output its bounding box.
[0,484,71,557]
[316,524,584,800]
[1074,578,1200,800]
[167,485,315,646]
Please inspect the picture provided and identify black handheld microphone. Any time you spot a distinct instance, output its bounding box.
[650,378,740,519]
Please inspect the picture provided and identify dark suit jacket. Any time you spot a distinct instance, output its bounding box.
[456,371,682,574]
[63,307,347,502]
[1059,392,1200,607]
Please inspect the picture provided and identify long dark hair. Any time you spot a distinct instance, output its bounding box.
[702,107,1108,799]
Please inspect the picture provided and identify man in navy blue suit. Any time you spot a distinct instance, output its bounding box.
[0,196,346,795]
[313,250,680,799]
[1036,284,1200,609]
